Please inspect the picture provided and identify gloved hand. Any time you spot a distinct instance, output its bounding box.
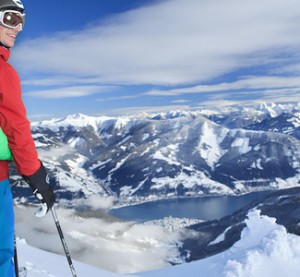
[23,162,56,212]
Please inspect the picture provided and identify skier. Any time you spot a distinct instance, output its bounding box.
[0,1,55,276]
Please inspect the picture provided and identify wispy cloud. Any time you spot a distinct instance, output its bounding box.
[171,99,190,104]
[13,0,300,87]
[25,85,117,99]
[95,105,193,116]
[144,76,300,96]
[96,93,143,102]
[21,76,110,87]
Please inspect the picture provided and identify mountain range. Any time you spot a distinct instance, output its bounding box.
[11,102,300,207]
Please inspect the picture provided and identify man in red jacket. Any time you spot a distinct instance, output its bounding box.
[0,1,55,275]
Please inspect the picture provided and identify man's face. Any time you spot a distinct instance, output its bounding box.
[0,23,21,48]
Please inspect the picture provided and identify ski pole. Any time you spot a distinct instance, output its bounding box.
[50,207,77,277]
[14,235,19,277]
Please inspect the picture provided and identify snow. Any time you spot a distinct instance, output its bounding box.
[198,121,224,168]
[119,178,148,196]
[89,158,113,170]
[108,154,132,181]
[114,118,131,131]
[18,239,117,277]
[231,136,252,154]
[32,113,111,133]
[151,169,233,195]
[287,112,300,128]
[17,208,300,276]
[152,146,181,166]
[116,135,132,147]
[142,133,150,141]
[141,209,300,277]
[209,226,232,245]
[271,175,300,190]
[53,167,104,196]
[250,159,263,170]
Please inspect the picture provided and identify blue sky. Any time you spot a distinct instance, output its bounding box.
[9,0,300,120]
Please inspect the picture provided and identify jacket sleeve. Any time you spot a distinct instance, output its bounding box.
[0,63,40,176]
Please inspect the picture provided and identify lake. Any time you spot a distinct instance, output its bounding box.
[109,191,272,222]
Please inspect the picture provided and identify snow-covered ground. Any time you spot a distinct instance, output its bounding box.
[18,239,116,277]
[16,208,300,276]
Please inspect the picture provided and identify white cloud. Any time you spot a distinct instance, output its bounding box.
[96,93,143,102]
[12,0,300,86]
[141,76,300,108]
[25,85,117,99]
[84,195,116,210]
[15,206,181,274]
[171,99,190,104]
[145,76,300,96]
[95,105,193,116]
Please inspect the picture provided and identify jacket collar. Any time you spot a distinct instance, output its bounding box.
[0,46,10,61]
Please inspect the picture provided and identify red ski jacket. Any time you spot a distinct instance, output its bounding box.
[0,46,40,181]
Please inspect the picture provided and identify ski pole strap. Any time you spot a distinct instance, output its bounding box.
[51,207,77,277]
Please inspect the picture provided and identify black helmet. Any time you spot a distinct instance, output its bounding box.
[0,0,24,13]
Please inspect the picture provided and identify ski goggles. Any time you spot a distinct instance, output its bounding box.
[0,10,25,30]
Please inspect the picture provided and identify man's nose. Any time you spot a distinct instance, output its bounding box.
[15,23,23,32]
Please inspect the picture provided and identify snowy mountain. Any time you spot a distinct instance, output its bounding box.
[204,102,300,140]
[142,208,300,277]
[11,102,300,208]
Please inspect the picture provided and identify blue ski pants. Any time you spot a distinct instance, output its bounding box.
[0,179,15,277]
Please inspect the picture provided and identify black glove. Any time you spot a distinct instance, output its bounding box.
[23,162,56,211]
